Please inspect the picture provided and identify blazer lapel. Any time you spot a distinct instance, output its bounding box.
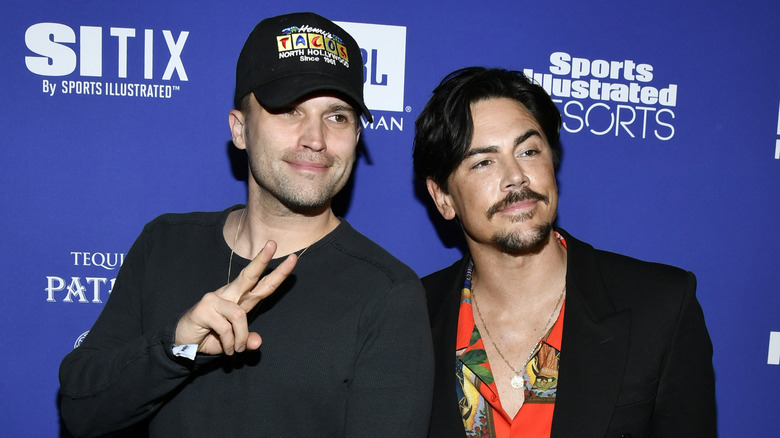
[551,230,632,437]
[425,257,469,438]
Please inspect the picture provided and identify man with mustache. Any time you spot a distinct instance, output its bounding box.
[413,67,715,437]
[58,12,433,437]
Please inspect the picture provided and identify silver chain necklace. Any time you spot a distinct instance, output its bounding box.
[472,281,566,390]
[227,208,247,285]
[226,208,313,286]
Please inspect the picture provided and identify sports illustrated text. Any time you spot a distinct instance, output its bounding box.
[25,22,188,99]
[525,51,678,141]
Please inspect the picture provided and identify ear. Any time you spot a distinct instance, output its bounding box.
[426,177,457,221]
[229,109,247,150]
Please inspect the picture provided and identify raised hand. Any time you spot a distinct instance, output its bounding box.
[174,241,298,355]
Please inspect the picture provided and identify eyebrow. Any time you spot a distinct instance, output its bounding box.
[328,103,355,113]
[464,129,542,158]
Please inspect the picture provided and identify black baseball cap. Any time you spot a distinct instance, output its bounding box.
[234,12,372,122]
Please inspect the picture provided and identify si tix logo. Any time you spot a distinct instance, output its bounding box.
[24,23,188,80]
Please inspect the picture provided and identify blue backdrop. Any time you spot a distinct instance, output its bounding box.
[2,0,778,436]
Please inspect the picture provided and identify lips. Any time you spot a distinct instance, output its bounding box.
[501,199,537,212]
[284,152,333,172]
[288,160,329,172]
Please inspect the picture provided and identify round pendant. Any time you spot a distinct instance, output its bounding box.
[510,374,524,389]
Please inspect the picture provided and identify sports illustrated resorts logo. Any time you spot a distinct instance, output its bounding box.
[46,251,124,303]
[336,21,407,132]
[25,22,188,99]
[524,52,678,141]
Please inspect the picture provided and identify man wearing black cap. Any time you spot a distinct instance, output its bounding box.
[59,12,433,437]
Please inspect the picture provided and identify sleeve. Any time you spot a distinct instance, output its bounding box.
[650,272,717,437]
[344,277,435,437]
[58,225,196,438]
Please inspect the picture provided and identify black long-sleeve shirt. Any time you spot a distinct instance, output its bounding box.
[59,206,434,437]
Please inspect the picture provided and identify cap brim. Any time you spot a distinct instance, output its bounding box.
[252,73,373,123]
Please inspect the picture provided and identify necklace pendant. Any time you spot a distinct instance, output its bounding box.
[510,374,524,390]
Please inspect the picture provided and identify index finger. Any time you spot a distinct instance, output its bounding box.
[221,240,278,302]
[238,252,297,311]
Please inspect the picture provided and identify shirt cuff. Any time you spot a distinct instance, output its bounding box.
[172,344,198,360]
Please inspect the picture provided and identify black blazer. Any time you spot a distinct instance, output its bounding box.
[423,229,716,438]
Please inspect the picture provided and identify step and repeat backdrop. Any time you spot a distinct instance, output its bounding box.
[2,0,778,436]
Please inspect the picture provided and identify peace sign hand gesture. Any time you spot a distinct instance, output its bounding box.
[174,241,297,356]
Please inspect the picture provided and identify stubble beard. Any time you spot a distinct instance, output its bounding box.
[250,154,353,213]
[267,174,340,212]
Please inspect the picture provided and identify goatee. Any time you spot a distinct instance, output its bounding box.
[491,222,553,255]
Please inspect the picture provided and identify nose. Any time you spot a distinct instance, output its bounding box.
[300,116,326,152]
[501,158,528,190]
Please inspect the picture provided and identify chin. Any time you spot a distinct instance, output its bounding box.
[491,222,553,255]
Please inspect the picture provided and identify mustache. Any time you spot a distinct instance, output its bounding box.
[486,188,549,219]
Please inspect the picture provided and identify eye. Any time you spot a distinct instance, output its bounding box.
[326,111,356,129]
[278,106,298,117]
[519,148,540,157]
[329,113,349,123]
[470,159,492,169]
